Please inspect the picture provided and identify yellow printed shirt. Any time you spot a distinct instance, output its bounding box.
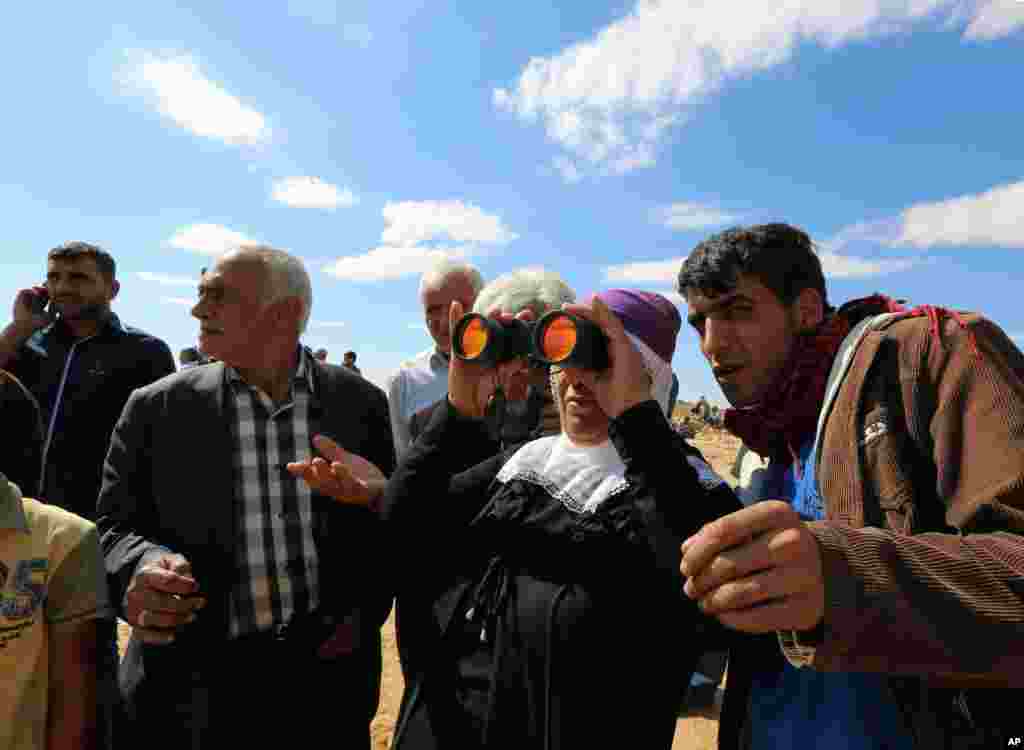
[0,474,113,750]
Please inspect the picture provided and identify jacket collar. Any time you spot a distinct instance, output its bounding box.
[810,312,899,485]
[26,311,124,355]
[223,346,317,401]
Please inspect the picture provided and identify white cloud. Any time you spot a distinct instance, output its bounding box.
[122,53,270,145]
[380,200,518,246]
[309,320,347,329]
[604,257,686,284]
[137,271,199,287]
[605,243,917,284]
[161,296,195,307]
[658,202,738,231]
[816,250,918,279]
[890,179,1024,249]
[272,177,357,210]
[168,224,256,256]
[325,245,472,282]
[342,24,374,47]
[824,179,1024,265]
[963,1,1024,39]
[325,201,518,282]
[495,1,1024,179]
[825,218,905,252]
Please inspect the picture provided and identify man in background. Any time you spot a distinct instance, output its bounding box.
[0,241,175,520]
[386,260,483,459]
[342,350,361,375]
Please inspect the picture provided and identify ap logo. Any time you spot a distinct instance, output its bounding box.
[1009,738,1021,747]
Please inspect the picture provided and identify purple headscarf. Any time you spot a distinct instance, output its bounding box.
[595,289,681,363]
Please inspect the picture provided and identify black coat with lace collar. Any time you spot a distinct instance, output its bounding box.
[380,399,740,750]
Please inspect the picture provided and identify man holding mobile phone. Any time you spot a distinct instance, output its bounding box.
[0,242,175,521]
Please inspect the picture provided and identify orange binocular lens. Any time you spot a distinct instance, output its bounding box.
[453,313,533,366]
[539,314,577,363]
[459,317,490,360]
[453,311,608,370]
[532,311,609,371]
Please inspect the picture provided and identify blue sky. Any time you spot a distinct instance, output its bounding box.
[1,1,1022,402]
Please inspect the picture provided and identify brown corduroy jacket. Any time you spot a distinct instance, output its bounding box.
[719,310,1024,749]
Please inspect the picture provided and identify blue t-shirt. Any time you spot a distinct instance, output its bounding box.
[747,439,914,750]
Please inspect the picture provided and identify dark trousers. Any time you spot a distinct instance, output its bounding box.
[121,635,378,750]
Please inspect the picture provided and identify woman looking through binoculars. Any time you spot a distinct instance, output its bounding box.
[289,280,740,750]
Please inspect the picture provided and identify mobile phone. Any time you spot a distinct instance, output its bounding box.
[29,287,49,316]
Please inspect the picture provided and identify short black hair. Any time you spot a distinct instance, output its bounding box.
[677,223,829,309]
[47,241,117,281]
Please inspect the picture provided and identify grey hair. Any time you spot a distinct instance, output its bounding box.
[418,259,484,300]
[231,244,313,333]
[473,268,575,316]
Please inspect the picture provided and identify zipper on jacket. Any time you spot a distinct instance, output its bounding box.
[38,335,94,495]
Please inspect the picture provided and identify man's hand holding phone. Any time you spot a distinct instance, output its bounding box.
[0,285,54,369]
[11,285,54,336]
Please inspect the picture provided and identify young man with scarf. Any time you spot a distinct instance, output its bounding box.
[676,223,1024,749]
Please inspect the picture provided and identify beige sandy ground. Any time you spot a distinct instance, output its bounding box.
[118,426,741,750]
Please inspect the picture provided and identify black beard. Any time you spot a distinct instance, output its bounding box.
[56,301,110,322]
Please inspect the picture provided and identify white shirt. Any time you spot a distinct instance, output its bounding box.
[386,347,450,460]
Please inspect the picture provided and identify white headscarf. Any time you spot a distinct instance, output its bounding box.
[498,332,674,512]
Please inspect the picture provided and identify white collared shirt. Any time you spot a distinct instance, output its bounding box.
[386,347,450,460]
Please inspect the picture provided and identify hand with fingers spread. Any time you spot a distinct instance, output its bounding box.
[680,500,825,633]
[123,552,205,645]
[287,434,387,509]
[559,296,652,420]
[446,300,535,419]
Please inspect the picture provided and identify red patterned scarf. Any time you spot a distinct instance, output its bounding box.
[723,294,978,466]
[723,312,851,465]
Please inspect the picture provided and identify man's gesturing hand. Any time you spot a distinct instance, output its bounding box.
[123,552,205,645]
[287,435,387,509]
[680,501,826,633]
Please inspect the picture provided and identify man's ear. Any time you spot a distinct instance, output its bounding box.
[274,296,305,333]
[109,279,121,301]
[794,287,825,333]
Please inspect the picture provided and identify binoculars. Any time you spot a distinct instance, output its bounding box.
[453,310,609,371]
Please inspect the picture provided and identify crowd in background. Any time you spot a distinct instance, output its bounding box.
[1,227,1022,749]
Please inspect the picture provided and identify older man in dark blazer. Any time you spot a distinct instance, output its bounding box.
[97,245,395,749]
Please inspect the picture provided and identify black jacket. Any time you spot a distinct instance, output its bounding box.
[380,399,740,749]
[0,369,44,497]
[8,313,175,518]
[96,360,396,747]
